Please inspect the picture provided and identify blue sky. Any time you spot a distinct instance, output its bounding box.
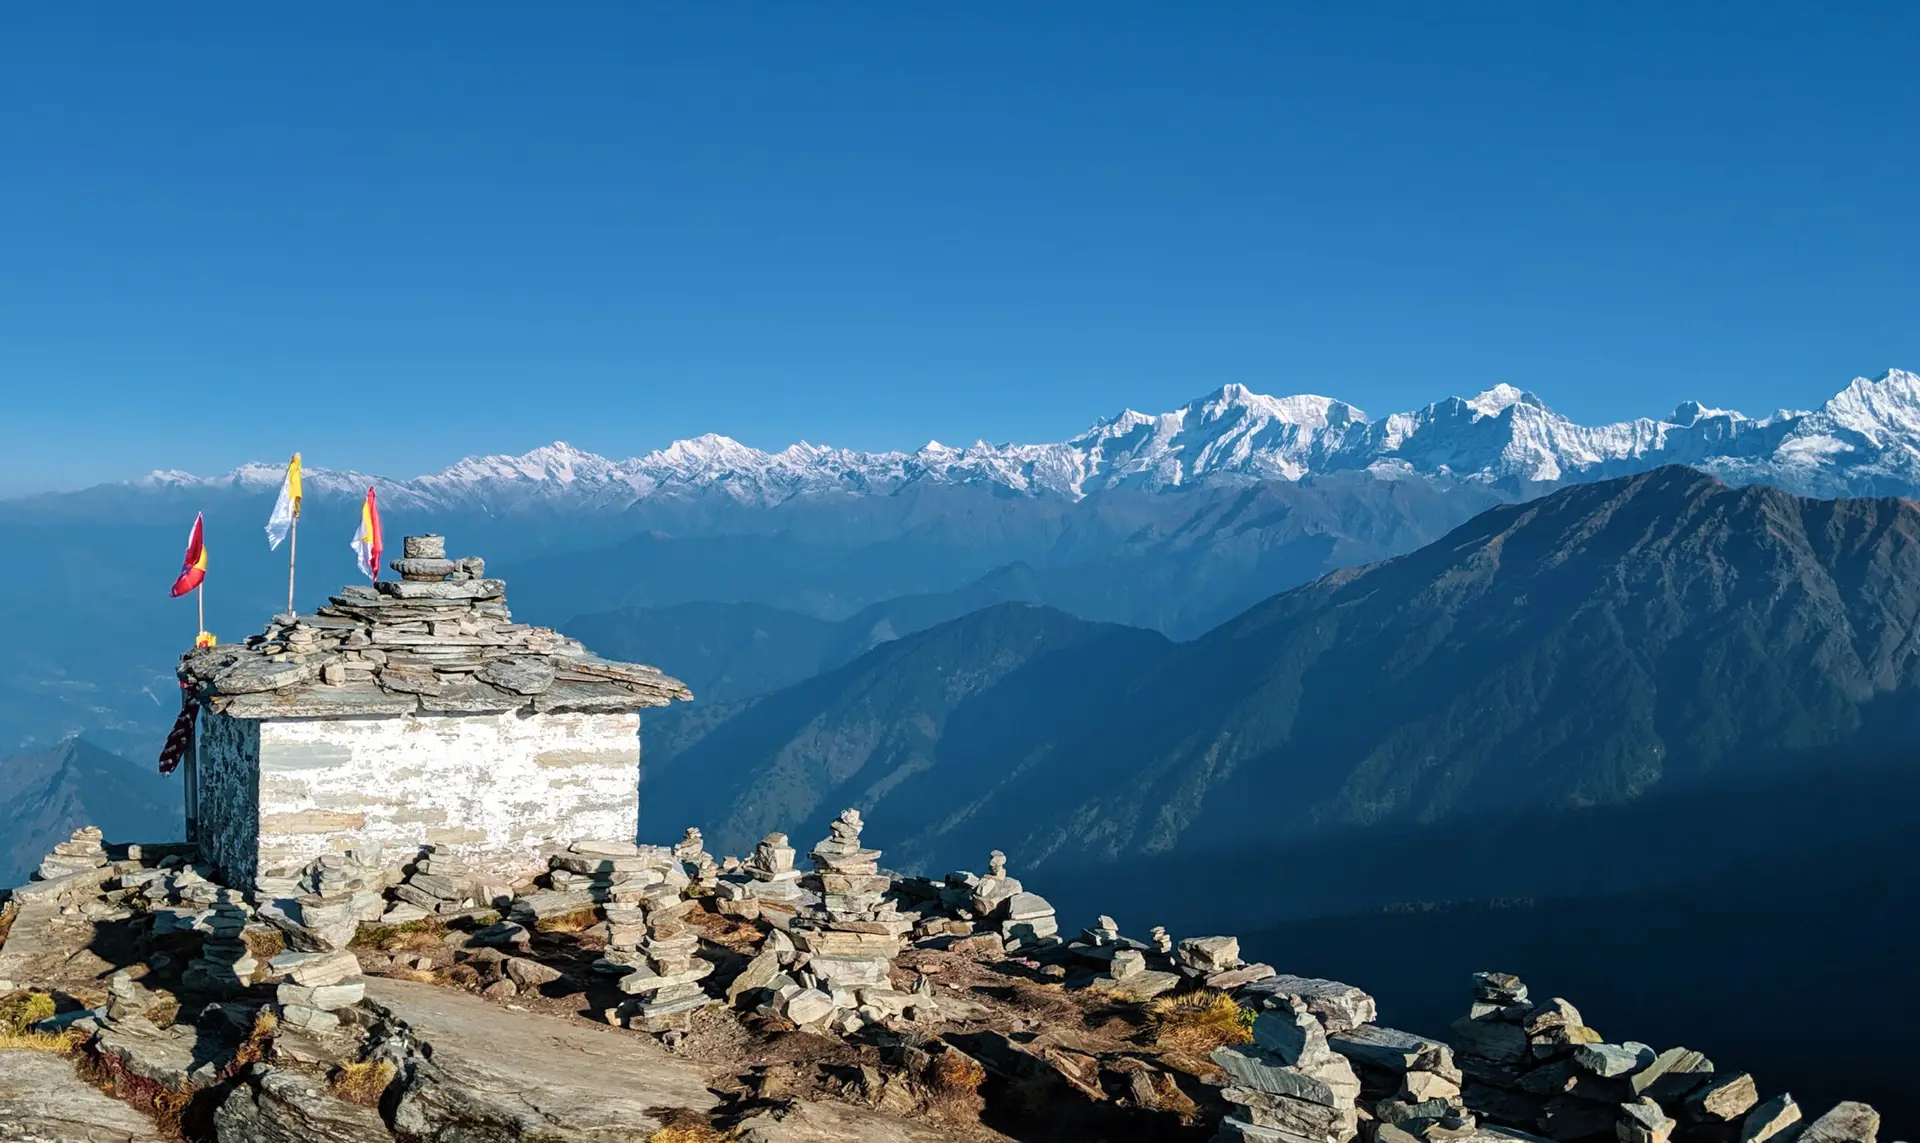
[2,3,1916,494]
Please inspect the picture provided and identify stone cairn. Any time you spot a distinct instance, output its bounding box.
[611,911,714,1025]
[960,845,1067,952]
[715,831,809,923]
[1176,934,1278,992]
[1214,1000,1363,1143]
[777,810,915,1034]
[1070,916,1179,999]
[391,845,499,923]
[38,826,107,880]
[673,827,719,891]
[267,947,365,1032]
[0,826,1892,1143]
[512,839,688,928]
[496,839,713,1030]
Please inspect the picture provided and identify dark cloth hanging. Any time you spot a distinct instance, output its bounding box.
[158,682,199,775]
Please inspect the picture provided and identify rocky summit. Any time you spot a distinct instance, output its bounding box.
[0,816,1892,1143]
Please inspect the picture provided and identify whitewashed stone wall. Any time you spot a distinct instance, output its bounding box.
[220,709,640,884]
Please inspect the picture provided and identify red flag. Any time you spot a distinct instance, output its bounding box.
[169,513,208,597]
[350,486,383,582]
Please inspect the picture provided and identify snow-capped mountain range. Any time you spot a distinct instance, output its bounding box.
[126,369,1920,510]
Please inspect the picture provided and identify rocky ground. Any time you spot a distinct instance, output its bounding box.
[0,821,1892,1143]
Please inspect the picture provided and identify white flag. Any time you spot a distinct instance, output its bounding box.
[266,453,302,550]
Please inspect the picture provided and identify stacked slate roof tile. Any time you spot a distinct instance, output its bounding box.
[177,533,689,717]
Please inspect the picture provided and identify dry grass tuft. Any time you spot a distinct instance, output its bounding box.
[923,1046,987,1124]
[222,1008,278,1078]
[329,1059,397,1107]
[646,1108,735,1143]
[442,963,482,991]
[0,990,56,1035]
[241,927,288,963]
[382,967,440,985]
[1144,990,1254,1054]
[352,916,450,952]
[535,906,601,935]
[0,1027,81,1053]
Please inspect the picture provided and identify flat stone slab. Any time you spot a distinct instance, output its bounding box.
[96,1019,240,1091]
[0,1047,166,1142]
[733,1098,968,1142]
[367,976,717,1139]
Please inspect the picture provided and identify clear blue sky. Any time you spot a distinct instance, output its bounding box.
[2,2,1916,495]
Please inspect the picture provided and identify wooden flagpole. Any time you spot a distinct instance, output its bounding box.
[197,581,205,639]
[287,513,299,618]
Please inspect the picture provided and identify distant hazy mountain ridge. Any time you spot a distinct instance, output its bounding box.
[111,369,1920,508]
[644,466,1920,892]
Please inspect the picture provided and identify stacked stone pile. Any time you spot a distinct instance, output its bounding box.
[37,826,107,880]
[1067,914,1141,962]
[177,533,690,721]
[1213,999,1363,1143]
[716,831,812,923]
[268,948,365,1032]
[968,850,1061,952]
[886,871,980,944]
[510,839,684,926]
[673,827,719,890]
[390,845,487,921]
[1090,945,1181,999]
[143,863,239,934]
[1176,934,1277,991]
[735,809,917,1034]
[1067,915,1178,998]
[611,915,716,1024]
[179,901,259,995]
[778,810,914,1032]
[1444,972,1880,1143]
[1327,1020,1473,1141]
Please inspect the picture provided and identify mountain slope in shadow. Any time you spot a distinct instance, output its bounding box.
[0,738,181,886]
[647,466,1920,892]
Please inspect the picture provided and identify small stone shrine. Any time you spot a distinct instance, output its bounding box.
[175,533,690,889]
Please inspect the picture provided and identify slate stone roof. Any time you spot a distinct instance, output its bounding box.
[177,533,690,720]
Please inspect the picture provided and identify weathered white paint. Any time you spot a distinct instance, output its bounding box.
[196,708,640,886]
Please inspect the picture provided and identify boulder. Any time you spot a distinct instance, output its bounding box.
[728,950,783,1007]
[0,1047,166,1142]
[1176,935,1241,974]
[1240,975,1378,1034]
[214,1065,393,1143]
[504,957,564,990]
[1741,1095,1804,1143]
[1690,1073,1761,1122]
[1620,1096,1677,1143]
[1799,1102,1880,1143]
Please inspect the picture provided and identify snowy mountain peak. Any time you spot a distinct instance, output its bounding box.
[1819,369,1920,444]
[104,368,1920,510]
[1465,383,1544,417]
